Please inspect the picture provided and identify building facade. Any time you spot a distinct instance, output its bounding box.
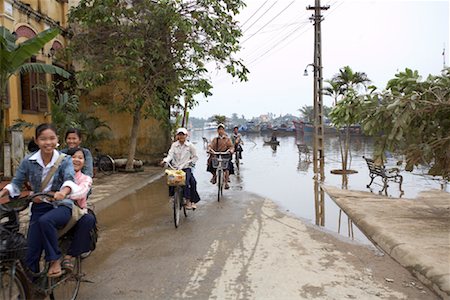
[1,0,169,164]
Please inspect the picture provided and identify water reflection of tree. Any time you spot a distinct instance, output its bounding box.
[297,160,311,173]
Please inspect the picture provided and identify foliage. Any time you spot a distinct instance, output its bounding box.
[0,26,70,159]
[299,105,332,123]
[360,68,450,179]
[328,66,371,172]
[50,90,110,148]
[212,115,227,125]
[69,0,248,169]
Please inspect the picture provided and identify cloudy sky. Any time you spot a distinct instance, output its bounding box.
[189,0,449,119]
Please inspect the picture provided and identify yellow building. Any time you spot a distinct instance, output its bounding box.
[0,0,70,140]
[1,0,169,164]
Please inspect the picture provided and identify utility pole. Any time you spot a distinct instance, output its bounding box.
[307,0,328,182]
[307,0,328,227]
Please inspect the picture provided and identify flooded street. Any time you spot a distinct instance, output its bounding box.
[77,130,441,299]
[191,131,444,244]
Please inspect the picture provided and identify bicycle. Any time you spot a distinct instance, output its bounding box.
[165,163,188,228]
[93,148,115,176]
[209,150,231,202]
[0,193,85,300]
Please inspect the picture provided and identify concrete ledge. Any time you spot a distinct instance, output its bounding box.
[323,185,450,299]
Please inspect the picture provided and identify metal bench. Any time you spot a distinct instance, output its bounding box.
[363,156,404,195]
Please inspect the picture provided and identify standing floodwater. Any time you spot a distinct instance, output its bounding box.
[190,130,444,244]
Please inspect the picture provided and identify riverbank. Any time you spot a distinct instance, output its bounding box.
[323,185,450,299]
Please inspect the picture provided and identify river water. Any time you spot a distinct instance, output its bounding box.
[189,130,445,244]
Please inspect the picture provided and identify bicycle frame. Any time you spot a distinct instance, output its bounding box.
[165,162,187,228]
[0,193,83,299]
[209,150,230,202]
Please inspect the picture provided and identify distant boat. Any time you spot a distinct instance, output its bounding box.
[263,139,280,145]
[203,122,217,131]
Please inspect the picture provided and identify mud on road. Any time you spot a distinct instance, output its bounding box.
[77,177,437,300]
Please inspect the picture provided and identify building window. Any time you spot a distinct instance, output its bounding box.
[4,1,13,16]
[20,57,48,113]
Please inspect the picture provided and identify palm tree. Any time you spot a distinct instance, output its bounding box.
[328,66,370,173]
[0,26,70,160]
[333,65,370,93]
[323,79,344,106]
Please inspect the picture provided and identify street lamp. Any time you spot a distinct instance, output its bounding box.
[303,63,315,76]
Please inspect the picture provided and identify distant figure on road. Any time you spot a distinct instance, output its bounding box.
[231,126,243,160]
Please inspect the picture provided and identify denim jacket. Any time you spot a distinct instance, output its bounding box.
[4,150,77,208]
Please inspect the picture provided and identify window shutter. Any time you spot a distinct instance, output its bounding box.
[38,73,48,112]
[21,72,32,111]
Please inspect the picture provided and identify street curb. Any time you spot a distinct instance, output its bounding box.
[322,185,450,300]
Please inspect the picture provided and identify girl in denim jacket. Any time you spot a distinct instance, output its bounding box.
[0,123,79,277]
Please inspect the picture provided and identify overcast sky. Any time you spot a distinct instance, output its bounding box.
[189,0,449,119]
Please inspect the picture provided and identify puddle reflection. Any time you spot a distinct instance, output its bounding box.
[190,130,444,244]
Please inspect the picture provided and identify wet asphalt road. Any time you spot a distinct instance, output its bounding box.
[77,175,438,299]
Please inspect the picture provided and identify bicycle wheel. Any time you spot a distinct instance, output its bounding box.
[49,257,81,300]
[0,263,30,300]
[173,187,181,228]
[98,155,115,175]
[235,152,240,175]
[217,170,222,202]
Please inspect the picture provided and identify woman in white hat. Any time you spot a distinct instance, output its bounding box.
[160,128,200,209]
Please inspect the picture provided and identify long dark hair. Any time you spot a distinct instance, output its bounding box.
[35,123,57,138]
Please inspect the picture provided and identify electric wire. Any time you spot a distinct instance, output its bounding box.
[242,0,296,44]
[242,1,278,34]
[240,0,270,28]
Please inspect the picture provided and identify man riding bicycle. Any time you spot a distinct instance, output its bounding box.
[161,128,200,210]
[207,124,234,189]
[231,126,243,160]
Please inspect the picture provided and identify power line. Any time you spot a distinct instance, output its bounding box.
[243,1,278,34]
[242,0,296,44]
[247,1,344,66]
[240,0,270,28]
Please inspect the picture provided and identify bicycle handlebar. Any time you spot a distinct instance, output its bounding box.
[208,150,231,155]
[0,192,55,213]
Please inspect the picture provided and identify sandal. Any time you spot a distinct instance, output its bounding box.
[61,257,75,273]
[191,203,197,210]
[48,261,63,278]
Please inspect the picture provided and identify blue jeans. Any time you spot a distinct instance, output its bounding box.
[67,213,96,257]
[26,203,71,273]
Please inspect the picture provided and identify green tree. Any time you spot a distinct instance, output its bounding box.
[212,115,227,126]
[0,26,70,164]
[328,66,371,172]
[360,68,450,180]
[299,105,314,123]
[69,0,248,170]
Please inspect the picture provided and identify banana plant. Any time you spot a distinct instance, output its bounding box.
[0,26,71,152]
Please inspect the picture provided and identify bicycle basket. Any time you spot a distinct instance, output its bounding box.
[212,158,229,169]
[0,229,27,261]
[165,169,186,186]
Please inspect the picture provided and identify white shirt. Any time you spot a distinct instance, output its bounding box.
[163,141,198,170]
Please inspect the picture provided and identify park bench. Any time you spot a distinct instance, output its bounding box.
[363,156,404,195]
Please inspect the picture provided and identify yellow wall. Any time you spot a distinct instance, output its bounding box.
[1,0,68,140]
[79,86,171,162]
